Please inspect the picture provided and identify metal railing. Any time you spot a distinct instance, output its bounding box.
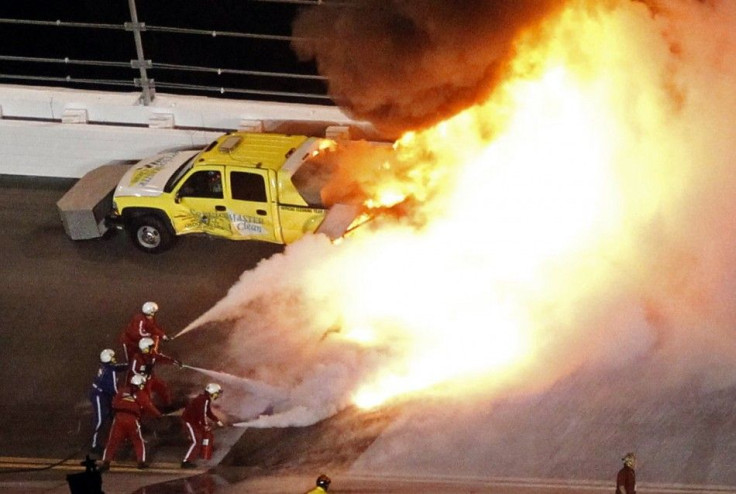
[0,0,331,106]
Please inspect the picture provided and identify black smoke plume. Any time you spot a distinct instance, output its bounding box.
[292,0,567,137]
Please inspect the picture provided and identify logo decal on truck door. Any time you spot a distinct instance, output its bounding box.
[228,212,266,235]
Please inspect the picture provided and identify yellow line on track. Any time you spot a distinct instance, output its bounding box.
[0,456,195,474]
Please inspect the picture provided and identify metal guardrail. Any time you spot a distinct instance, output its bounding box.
[0,0,331,105]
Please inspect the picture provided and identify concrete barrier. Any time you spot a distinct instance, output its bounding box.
[0,84,378,178]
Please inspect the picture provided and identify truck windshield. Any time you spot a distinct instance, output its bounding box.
[164,155,196,193]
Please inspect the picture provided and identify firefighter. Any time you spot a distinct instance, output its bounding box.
[89,349,128,454]
[119,301,171,362]
[180,383,225,469]
[616,452,637,494]
[306,474,331,493]
[99,374,162,471]
[127,337,182,408]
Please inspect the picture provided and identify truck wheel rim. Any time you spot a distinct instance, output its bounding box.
[138,226,161,248]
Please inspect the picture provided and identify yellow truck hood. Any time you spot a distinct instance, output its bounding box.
[114,150,198,198]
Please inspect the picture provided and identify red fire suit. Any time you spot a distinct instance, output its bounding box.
[102,386,162,465]
[119,312,168,362]
[181,392,221,463]
[126,349,179,407]
[616,465,636,494]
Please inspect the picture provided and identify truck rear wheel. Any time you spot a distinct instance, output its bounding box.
[128,216,175,254]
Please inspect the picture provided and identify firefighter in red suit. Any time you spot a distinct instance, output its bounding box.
[120,301,170,363]
[127,337,181,408]
[616,452,636,494]
[99,374,162,471]
[180,383,225,468]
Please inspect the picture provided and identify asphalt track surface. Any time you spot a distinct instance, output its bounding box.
[0,174,282,493]
[2,174,733,494]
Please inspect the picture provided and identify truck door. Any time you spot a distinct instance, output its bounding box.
[170,166,234,238]
[224,169,277,242]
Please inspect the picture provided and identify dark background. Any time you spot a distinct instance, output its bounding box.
[0,0,329,103]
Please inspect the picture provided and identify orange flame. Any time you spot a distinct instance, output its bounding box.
[187,1,705,417]
[310,5,666,410]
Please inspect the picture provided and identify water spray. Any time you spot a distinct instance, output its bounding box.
[181,364,289,403]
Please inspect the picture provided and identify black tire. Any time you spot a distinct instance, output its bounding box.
[128,215,175,254]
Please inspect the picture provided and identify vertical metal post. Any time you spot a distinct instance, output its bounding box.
[127,0,153,105]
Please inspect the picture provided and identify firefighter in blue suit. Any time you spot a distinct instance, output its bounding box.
[89,349,127,454]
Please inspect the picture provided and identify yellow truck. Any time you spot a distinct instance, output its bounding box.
[58,132,362,253]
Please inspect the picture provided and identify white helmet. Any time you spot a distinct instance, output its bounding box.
[130,374,147,388]
[142,301,159,316]
[99,349,116,363]
[205,383,222,396]
[139,337,155,352]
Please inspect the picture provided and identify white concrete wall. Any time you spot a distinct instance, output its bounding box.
[0,119,223,178]
[0,84,373,178]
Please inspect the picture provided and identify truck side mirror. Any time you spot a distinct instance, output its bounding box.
[174,192,182,204]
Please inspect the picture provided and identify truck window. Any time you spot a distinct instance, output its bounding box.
[231,171,267,202]
[164,156,195,193]
[179,170,223,199]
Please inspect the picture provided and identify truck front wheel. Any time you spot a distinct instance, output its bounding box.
[128,216,175,254]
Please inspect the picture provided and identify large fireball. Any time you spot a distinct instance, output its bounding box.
[182,0,736,429]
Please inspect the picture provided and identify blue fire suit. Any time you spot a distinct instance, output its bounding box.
[89,361,127,450]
